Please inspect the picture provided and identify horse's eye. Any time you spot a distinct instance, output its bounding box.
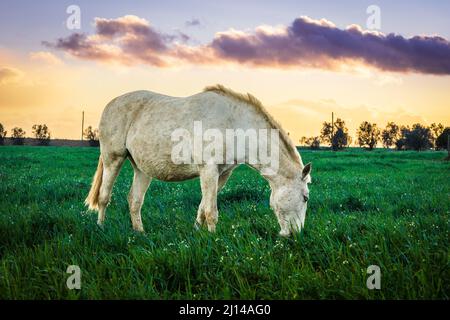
[303,195,309,202]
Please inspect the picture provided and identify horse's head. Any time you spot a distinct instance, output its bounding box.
[270,163,312,237]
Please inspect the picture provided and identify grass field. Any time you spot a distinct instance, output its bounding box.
[0,146,448,299]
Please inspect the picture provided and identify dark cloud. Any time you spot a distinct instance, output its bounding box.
[43,15,173,66]
[211,17,450,74]
[43,15,450,75]
[95,16,169,53]
[185,18,201,27]
[43,33,115,61]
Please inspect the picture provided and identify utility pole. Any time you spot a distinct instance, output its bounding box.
[81,111,84,141]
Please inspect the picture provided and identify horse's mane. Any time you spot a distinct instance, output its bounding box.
[204,84,301,165]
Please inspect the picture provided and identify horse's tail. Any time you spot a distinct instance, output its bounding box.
[84,155,103,211]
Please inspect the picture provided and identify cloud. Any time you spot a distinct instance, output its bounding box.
[43,15,175,66]
[210,17,450,74]
[43,15,450,75]
[185,18,201,27]
[0,67,23,85]
[29,51,63,65]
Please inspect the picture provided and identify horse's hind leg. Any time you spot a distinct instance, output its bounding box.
[128,166,151,232]
[196,166,219,232]
[98,154,126,226]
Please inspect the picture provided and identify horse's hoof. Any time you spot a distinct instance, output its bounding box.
[279,230,290,237]
[132,226,145,233]
[194,221,202,231]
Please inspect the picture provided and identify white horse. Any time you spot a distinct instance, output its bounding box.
[85,85,311,236]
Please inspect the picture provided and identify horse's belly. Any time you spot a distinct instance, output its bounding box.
[148,162,199,182]
[130,148,199,182]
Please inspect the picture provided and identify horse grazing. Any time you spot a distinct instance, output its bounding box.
[85,85,312,236]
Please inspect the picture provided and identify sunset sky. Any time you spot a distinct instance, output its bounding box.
[0,0,449,142]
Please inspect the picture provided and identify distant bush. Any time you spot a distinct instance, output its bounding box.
[83,126,99,147]
[300,136,320,149]
[11,127,26,145]
[32,124,51,146]
[0,123,6,145]
[435,127,450,150]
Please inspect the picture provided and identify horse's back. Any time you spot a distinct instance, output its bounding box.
[100,90,174,126]
[98,90,179,157]
[98,89,264,179]
[122,91,225,179]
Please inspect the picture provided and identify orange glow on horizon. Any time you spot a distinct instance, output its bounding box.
[0,50,449,144]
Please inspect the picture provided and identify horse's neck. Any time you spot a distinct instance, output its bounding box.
[252,151,300,188]
[241,105,302,185]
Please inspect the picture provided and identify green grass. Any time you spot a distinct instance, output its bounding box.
[0,146,448,299]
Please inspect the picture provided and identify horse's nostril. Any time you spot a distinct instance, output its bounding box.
[303,195,309,202]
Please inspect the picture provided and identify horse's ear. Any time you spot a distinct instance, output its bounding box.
[302,162,312,180]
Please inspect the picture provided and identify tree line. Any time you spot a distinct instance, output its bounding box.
[300,120,449,151]
[0,123,100,146]
[1,120,449,151]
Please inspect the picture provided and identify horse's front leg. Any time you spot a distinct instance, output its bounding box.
[197,166,219,232]
[195,198,205,230]
[195,166,234,230]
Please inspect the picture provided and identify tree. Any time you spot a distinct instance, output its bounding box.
[83,126,99,146]
[408,124,433,151]
[430,123,444,149]
[0,123,6,145]
[382,122,399,148]
[320,122,333,145]
[11,127,26,145]
[332,127,350,150]
[320,118,351,150]
[357,121,381,150]
[395,125,409,150]
[435,127,450,150]
[32,124,51,145]
[396,124,432,151]
[299,136,308,146]
[300,136,320,149]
